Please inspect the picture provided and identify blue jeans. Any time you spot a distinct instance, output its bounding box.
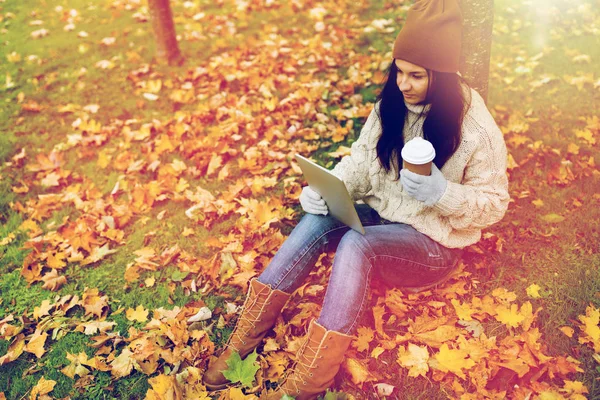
[257,204,463,335]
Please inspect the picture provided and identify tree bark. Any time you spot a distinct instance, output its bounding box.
[148,0,184,66]
[459,0,494,103]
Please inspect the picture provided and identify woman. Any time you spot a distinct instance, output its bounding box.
[203,0,510,398]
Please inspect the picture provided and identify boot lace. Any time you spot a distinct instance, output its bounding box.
[225,284,271,352]
[281,334,323,394]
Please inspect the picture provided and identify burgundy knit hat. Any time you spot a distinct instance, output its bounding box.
[392,0,463,73]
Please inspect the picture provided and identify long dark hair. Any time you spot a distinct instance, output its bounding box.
[375,59,470,180]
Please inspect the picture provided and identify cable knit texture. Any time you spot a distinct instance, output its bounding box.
[330,87,510,249]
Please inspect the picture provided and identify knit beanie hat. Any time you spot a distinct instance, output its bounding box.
[392,0,463,73]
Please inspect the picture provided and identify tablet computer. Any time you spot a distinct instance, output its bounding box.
[294,154,365,235]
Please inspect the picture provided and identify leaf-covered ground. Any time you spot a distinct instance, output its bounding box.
[1,0,599,399]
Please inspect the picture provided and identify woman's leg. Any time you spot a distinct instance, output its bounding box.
[316,222,463,334]
[257,204,382,294]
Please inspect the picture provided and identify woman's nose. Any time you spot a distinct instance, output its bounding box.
[398,76,411,91]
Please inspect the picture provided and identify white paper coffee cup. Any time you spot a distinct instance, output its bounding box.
[401,137,436,176]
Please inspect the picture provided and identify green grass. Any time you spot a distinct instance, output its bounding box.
[1,0,600,398]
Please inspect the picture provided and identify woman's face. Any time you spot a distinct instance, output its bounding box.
[394,58,430,104]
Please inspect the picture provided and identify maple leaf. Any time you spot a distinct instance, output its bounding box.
[46,251,67,270]
[352,326,374,352]
[430,343,475,379]
[41,269,67,291]
[526,284,541,298]
[82,287,109,318]
[78,320,116,335]
[264,352,289,380]
[146,374,183,400]
[24,329,48,358]
[41,171,61,187]
[0,334,25,366]
[222,349,260,388]
[451,299,477,321]
[397,343,430,377]
[110,347,135,378]
[80,244,117,266]
[33,299,54,320]
[343,357,375,387]
[126,305,149,323]
[29,376,56,399]
[577,304,600,351]
[495,303,526,328]
[61,352,91,379]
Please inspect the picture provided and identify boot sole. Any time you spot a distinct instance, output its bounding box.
[203,380,233,391]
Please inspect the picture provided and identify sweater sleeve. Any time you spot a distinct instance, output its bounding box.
[330,105,378,201]
[432,118,510,230]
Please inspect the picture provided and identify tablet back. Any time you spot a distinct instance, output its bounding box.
[294,154,365,235]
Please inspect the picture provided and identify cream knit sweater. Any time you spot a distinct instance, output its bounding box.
[331,87,510,249]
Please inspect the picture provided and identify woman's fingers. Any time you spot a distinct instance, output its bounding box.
[305,186,322,200]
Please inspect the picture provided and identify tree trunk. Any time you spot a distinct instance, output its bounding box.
[148,0,184,66]
[459,0,494,103]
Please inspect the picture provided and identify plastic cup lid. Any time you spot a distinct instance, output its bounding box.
[401,137,436,164]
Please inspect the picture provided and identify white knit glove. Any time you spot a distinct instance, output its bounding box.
[400,163,448,206]
[299,186,329,215]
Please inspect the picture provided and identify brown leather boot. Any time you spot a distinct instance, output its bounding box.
[203,278,290,391]
[263,319,355,400]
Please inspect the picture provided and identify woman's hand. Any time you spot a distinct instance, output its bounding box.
[299,186,329,215]
[400,163,448,206]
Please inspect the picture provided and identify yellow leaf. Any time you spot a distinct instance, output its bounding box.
[491,288,517,303]
[29,376,56,399]
[352,326,374,352]
[110,348,135,378]
[97,150,111,168]
[60,352,91,379]
[397,343,429,377]
[567,142,580,155]
[574,128,596,145]
[47,252,67,269]
[126,305,149,323]
[33,300,53,320]
[145,276,156,287]
[430,343,475,379]
[206,154,223,176]
[451,299,476,321]
[24,330,47,359]
[146,374,182,399]
[0,334,25,365]
[541,213,565,223]
[343,358,375,387]
[495,303,525,328]
[562,380,589,395]
[578,304,600,351]
[532,199,544,208]
[559,326,574,338]
[371,346,385,359]
[526,283,541,298]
